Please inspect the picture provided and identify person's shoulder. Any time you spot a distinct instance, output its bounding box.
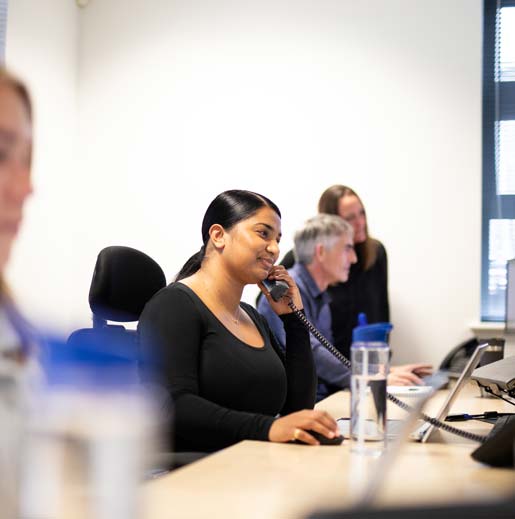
[288,262,304,278]
[370,238,387,258]
[149,281,190,300]
[255,292,269,313]
[288,263,312,295]
[244,301,275,331]
[242,301,263,319]
[142,282,198,314]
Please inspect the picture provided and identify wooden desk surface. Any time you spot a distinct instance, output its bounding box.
[143,383,515,518]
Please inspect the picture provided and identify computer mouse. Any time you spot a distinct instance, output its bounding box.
[294,430,344,445]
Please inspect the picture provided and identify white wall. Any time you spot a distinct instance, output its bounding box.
[5,0,79,331]
[6,0,483,366]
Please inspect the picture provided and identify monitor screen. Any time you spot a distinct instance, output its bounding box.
[506,258,515,333]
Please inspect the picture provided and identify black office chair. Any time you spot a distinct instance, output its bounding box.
[68,245,207,471]
[67,245,167,380]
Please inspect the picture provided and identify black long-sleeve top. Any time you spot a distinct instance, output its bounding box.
[280,239,389,360]
[327,239,389,359]
[138,282,316,452]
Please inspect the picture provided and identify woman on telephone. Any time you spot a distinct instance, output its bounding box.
[138,190,338,452]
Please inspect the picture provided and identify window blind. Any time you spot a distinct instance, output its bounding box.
[482,0,515,320]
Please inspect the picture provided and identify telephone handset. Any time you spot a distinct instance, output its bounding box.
[271,294,514,466]
[262,278,289,302]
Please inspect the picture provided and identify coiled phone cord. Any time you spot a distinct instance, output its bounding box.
[287,300,488,444]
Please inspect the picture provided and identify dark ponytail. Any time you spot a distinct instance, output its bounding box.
[175,246,206,281]
[175,190,281,281]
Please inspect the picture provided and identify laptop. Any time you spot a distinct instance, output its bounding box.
[471,355,515,403]
[337,343,489,443]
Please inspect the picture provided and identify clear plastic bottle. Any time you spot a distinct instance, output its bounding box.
[350,320,391,457]
[18,336,159,519]
[0,318,41,519]
[0,358,25,519]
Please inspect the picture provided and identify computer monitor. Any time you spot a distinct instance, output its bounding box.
[504,258,515,358]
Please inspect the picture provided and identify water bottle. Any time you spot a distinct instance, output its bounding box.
[350,319,392,457]
[0,358,25,519]
[19,335,160,519]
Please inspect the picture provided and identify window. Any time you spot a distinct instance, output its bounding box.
[482,0,515,321]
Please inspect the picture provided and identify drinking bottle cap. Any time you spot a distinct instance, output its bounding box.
[352,322,393,343]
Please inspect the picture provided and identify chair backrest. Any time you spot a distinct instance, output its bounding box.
[67,246,166,374]
[88,245,167,325]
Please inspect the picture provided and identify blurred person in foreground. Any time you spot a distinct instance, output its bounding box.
[0,67,35,517]
[0,68,34,363]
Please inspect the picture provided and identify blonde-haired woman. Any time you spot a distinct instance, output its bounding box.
[317,184,388,358]
[281,185,388,359]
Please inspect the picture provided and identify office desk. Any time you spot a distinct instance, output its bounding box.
[143,383,515,518]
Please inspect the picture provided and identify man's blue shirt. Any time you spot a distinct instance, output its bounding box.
[257,263,351,400]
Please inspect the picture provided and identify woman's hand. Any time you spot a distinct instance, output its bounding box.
[257,265,303,315]
[388,364,433,386]
[268,409,339,445]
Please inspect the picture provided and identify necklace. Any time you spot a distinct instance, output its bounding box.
[196,274,242,325]
[231,306,241,325]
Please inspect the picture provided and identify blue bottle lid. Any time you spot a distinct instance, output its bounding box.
[352,322,393,343]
